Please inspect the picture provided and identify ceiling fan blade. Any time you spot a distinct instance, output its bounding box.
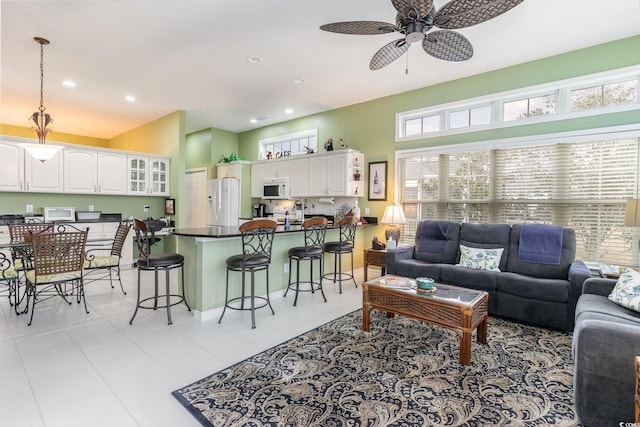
[320,21,397,35]
[391,0,434,19]
[433,0,524,29]
[370,38,410,70]
[422,30,473,61]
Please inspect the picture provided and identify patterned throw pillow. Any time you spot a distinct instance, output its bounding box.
[608,268,640,312]
[457,245,504,272]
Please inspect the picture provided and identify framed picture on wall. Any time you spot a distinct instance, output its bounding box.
[165,198,175,215]
[368,161,387,201]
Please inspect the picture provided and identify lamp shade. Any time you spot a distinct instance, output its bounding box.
[21,143,63,163]
[381,204,406,225]
[626,199,640,226]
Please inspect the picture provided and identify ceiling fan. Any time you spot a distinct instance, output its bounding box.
[320,0,525,70]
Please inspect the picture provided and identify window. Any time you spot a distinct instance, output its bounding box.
[258,129,318,159]
[397,132,640,265]
[503,94,556,121]
[396,66,640,141]
[571,79,638,111]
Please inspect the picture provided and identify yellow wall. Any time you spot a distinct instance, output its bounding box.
[0,123,109,147]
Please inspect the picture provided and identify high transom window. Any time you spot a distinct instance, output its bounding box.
[258,129,318,160]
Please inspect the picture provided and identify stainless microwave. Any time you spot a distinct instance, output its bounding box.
[263,178,290,200]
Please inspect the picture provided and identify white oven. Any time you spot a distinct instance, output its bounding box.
[43,207,76,222]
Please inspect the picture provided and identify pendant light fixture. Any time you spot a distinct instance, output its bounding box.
[22,36,63,163]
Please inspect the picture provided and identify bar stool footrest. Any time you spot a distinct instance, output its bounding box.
[224,296,271,311]
[286,280,323,293]
[136,294,188,310]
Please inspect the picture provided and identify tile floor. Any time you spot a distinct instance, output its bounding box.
[0,266,370,427]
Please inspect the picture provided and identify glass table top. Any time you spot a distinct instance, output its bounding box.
[366,275,485,306]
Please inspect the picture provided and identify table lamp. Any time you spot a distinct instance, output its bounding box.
[381,204,406,244]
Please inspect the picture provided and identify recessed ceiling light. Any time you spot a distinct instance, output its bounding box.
[293,77,306,84]
[125,95,136,103]
[247,56,263,64]
[62,80,76,88]
[250,118,258,124]
[285,108,293,114]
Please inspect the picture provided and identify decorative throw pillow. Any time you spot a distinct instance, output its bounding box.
[608,268,640,312]
[457,245,504,272]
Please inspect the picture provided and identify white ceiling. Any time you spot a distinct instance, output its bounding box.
[2,0,639,140]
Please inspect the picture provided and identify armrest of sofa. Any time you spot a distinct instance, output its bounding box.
[581,277,617,296]
[386,246,414,275]
[564,261,595,331]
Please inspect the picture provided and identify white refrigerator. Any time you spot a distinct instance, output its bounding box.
[207,178,240,227]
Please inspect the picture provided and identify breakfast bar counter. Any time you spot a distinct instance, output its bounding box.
[172,223,366,320]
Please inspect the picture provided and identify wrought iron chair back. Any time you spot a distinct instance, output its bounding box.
[338,216,357,246]
[84,221,131,294]
[239,219,277,264]
[133,218,154,266]
[24,228,88,325]
[31,229,88,277]
[303,216,328,256]
[8,223,53,269]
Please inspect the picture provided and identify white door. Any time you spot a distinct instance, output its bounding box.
[184,168,208,228]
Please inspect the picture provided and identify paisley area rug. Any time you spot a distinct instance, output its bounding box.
[172,310,578,426]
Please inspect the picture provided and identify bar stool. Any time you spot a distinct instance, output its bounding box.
[130,218,191,325]
[219,219,277,329]
[284,217,328,306]
[323,216,358,294]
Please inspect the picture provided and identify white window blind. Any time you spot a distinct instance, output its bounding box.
[398,137,640,265]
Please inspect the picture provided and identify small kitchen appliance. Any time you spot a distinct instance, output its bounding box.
[253,203,266,218]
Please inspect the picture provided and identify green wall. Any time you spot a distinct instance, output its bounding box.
[235,34,640,246]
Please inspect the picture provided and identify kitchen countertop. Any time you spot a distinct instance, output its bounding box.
[173,222,371,238]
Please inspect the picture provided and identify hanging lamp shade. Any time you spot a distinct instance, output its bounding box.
[21,37,63,163]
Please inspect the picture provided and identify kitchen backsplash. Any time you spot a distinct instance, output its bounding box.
[262,197,358,216]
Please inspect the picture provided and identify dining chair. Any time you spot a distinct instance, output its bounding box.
[24,228,88,326]
[130,218,190,325]
[8,222,53,314]
[83,221,131,294]
[323,216,358,294]
[0,252,18,309]
[219,219,277,328]
[284,216,328,306]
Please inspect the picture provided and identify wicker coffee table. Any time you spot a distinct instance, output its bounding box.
[363,275,488,365]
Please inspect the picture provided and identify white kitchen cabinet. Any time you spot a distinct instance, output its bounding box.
[265,159,290,179]
[289,157,309,197]
[0,142,25,191]
[308,156,328,197]
[128,156,170,196]
[64,149,98,193]
[25,148,64,193]
[250,162,267,197]
[98,152,128,194]
[64,148,127,194]
[307,150,364,197]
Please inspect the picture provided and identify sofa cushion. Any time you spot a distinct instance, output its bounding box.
[506,224,576,280]
[439,264,499,291]
[459,223,511,271]
[576,293,640,326]
[457,245,504,271]
[497,272,569,302]
[608,268,640,312]
[414,221,460,264]
[391,259,443,281]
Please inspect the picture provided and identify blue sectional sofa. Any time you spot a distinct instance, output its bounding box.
[386,221,591,331]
